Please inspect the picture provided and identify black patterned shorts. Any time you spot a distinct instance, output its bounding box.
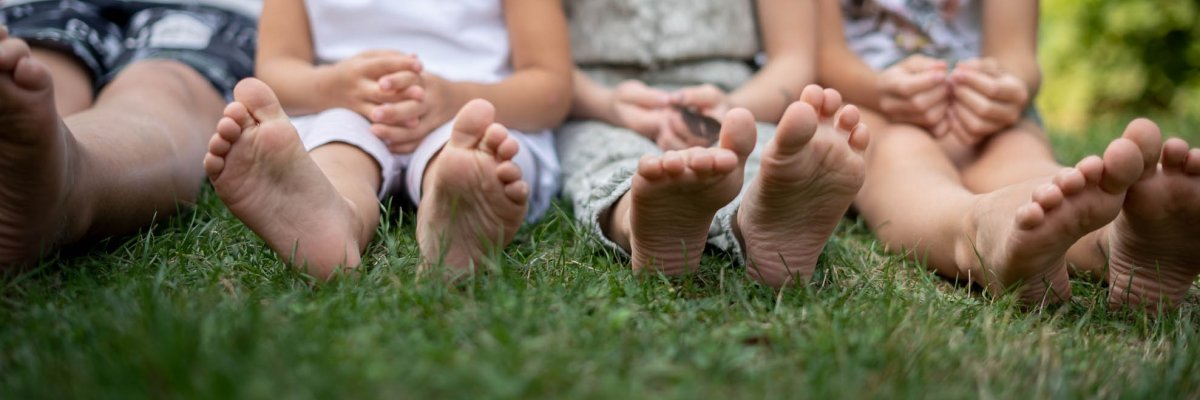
[1,0,256,98]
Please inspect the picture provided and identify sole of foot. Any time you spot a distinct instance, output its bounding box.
[416,99,528,280]
[960,122,1150,307]
[736,85,869,288]
[1106,119,1200,311]
[0,32,78,266]
[626,109,758,275]
[204,78,363,280]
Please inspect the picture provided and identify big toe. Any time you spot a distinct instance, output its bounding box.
[772,101,819,153]
[11,56,50,91]
[449,99,496,149]
[233,78,288,121]
[1099,138,1145,194]
[1120,118,1163,173]
[717,108,757,159]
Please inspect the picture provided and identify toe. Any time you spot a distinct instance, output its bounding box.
[223,102,254,130]
[835,104,861,133]
[637,154,665,180]
[1052,168,1086,196]
[0,38,31,71]
[1099,138,1145,194]
[1032,183,1064,211]
[711,148,739,174]
[496,161,522,184]
[1161,138,1189,170]
[504,181,529,204]
[448,99,495,149]
[661,151,686,176]
[1121,118,1163,173]
[1186,149,1200,175]
[1075,156,1103,185]
[203,153,225,178]
[232,78,289,122]
[717,108,757,159]
[849,122,870,152]
[772,102,818,154]
[798,85,825,115]
[208,133,232,157]
[481,123,509,155]
[11,56,50,91]
[496,135,520,162]
[217,117,244,142]
[820,88,843,117]
[687,149,716,174]
[1016,202,1046,230]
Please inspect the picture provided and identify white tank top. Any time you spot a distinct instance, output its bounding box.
[305,0,512,83]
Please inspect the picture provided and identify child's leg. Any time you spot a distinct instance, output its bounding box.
[0,37,225,265]
[414,100,530,278]
[856,110,1148,306]
[959,121,1062,193]
[605,110,757,276]
[726,86,869,288]
[30,47,94,115]
[205,78,379,280]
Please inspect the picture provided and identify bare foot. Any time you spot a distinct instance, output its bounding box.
[1106,119,1200,311]
[204,78,363,279]
[736,85,870,288]
[416,99,529,279]
[0,34,79,266]
[960,128,1147,306]
[626,109,757,275]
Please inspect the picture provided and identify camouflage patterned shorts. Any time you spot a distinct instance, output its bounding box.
[1,0,256,98]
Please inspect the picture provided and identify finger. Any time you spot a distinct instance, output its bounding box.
[370,100,426,125]
[358,55,422,79]
[899,54,948,73]
[616,80,671,109]
[952,83,1021,125]
[950,103,1001,138]
[951,68,1027,104]
[946,108,974,144]
[378,71,421,92]
[921,101,949,129]
[674,84,725,109]
[910,83,950,111]
[656,118,688,151]
[371,123,424,145]
[887,70,948,97]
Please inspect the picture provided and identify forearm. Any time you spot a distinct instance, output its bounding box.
[990,54,1041,101]
[255,58,339,116]
[432,68,572,132]
[817,46,884,112]
[568,69,618,124]
[727,54,812,123]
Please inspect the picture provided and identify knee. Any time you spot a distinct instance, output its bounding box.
[104,59,218,101]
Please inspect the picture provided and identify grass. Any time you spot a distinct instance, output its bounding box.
[3,115,1199,399]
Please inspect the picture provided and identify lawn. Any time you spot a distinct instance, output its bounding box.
[2,115,1199,399]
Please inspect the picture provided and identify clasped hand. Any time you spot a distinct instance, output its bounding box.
[878,55,1029,144]
[321,50,450,153]
[607,80,731,151]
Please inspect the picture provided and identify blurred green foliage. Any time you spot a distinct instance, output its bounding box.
[1039,0,1200,131]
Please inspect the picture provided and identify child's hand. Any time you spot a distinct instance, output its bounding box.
[320,50,423,119]
[608,80,672,140]
[368,70,430,153]
[877,55,951,132]
[945,58,1029,144]
[657,84,730,150]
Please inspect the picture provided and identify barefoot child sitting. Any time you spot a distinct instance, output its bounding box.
[819,0,1200,310]
[558,0,870,287]
[204,0,571,279]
